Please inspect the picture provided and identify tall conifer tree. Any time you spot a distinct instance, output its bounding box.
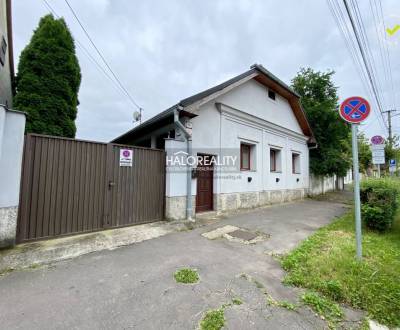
[14,14,81,137]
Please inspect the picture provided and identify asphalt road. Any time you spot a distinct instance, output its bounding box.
[0,197,352,329]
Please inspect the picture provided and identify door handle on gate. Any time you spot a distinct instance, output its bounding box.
[109,181,115,188]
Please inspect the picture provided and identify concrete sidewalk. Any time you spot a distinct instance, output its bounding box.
[0,195,360,329]
[0,220,189,275]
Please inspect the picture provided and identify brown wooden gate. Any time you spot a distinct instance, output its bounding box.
[17,134,165,243]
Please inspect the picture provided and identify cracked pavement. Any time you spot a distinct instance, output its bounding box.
[0,196,359,329]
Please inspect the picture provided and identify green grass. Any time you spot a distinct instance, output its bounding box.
[266,295,297,311]
[301,291,343,323]
[281,211,400,327]
[200,308,225,330]
[231,297,243,305]
[174,268,199,284]
[275,300,297,311]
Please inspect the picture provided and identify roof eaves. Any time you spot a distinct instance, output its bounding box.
[111,104,178,142]
[251,64,300,98]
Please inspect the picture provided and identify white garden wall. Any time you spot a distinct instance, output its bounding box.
[0,106,26,247]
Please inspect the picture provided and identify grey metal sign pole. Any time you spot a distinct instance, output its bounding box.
[340,96,369,260]
[351,124,362,260]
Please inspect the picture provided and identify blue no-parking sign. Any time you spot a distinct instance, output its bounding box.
[339,96,371,123]
[339,96,371,260]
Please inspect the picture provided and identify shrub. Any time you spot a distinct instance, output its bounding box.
[360,179,400,231]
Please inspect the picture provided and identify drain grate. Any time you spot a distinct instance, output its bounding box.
[228,229,259,241]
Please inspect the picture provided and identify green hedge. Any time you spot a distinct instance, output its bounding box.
[360,179,400,232]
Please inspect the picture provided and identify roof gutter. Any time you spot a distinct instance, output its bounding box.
[174,106,193,221]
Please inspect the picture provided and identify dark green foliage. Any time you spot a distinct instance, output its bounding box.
[14,14,81,137]
[292,68,351,177]
[384,136,400,174]
[357,133,372,174]
[360,179,400,231]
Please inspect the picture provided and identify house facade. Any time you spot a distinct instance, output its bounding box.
[113,64,316,220]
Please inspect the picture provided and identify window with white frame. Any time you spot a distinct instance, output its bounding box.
[270,148,282,172]
[292,153,301,174]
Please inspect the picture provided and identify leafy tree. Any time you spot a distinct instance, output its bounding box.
[291,68,351,177]
[357,132,372,174]
[14,14,81,137]
[384,135,400,174]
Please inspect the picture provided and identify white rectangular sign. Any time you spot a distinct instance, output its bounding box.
[371,144,385,150]
[372,149,385,157]
[119,149,133,167]
[372,156,385,165]
[371,144,385,165]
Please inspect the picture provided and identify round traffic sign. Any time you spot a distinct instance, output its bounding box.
[371,135,385,145]
[339,96,371,123]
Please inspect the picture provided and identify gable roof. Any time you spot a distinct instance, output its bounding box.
[112,64,315,144]
[180,64,300,107]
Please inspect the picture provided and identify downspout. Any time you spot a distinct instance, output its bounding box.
[174,107,193,221]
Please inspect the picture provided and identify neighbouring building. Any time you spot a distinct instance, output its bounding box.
[0,0,13,107]
[0,0,26,248]
[113,64,316,220]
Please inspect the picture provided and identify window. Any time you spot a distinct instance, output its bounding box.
[268,89,276,101]
[292,153,301,174]
[0,36,6,66]
[270,148,281,172]
[240,144,251,171]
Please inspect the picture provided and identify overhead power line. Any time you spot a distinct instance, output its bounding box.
[326,0,388,134]
[369,0,391,109]
[41,0,142,112]
[342,0,387,127]
[63,0,142,111]
[378,0,397,111]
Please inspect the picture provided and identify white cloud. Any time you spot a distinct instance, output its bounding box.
[12,0,400,142]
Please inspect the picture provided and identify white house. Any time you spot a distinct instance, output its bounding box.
[113,64,316,220]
